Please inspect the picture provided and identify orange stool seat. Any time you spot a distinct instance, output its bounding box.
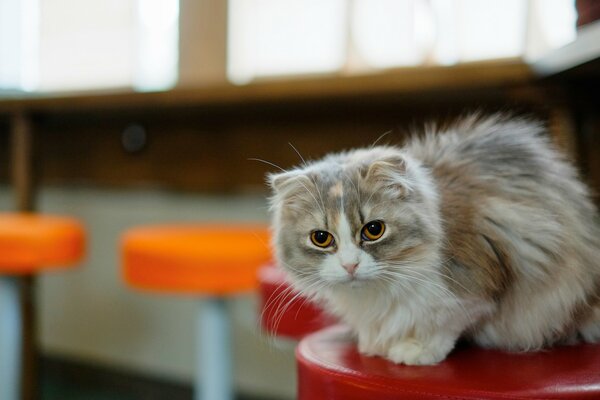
[122,222,272,399]
[122,224,271,295]
[0,213,85,274]
[0,212,85,400]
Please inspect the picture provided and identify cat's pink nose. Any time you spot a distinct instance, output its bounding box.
[342,263,359,275]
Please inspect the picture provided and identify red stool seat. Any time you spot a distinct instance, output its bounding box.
[258,265,336,339]
[297,325,600,400]
[0,213,85,274]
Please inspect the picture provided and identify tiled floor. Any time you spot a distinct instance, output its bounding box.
[40,357,193,400]
[40,356,282,400]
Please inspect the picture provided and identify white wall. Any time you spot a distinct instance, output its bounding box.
[0,186,296,399]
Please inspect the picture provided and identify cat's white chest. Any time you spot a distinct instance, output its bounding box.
[327,283,491,359]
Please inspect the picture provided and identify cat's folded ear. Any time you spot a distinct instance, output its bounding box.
[268,169,307,195]
[268,170,316,214]
[362,155,412,197]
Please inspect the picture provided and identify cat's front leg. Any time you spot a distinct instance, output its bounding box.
[358,338,387,357]
[356,330,388,357]
[386,331,459,366]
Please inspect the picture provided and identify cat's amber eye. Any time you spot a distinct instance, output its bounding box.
[362,220,385,241]
[310,230,334,248]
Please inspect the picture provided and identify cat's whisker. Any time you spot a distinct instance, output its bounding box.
[374,275,406,291]
[247,157,287,173]
[308,176,327,216]
[288,204,320,218]
[385,270,466,310]
[288,142,308,167]
[295,178,326,216]
[270,278,324,336]
[380,268,476,326]
[352,268,413,297]
[250,231,272,254]
[293,290,326,321]
[343,171,361,205]
[260,281,296,322]
[284,176,326,215]
[404,266,473,295]
[375,269,421,292]
[381,258,474,295]
[383,261,473,294]
[258,283,298,346]
[364,187,378,208]
[371,130,393,148]
[380,266,456,298]
[264,282,308,342]
[259,263,318,345]
[275,259,312,277]
[260,275,305,319]
[254,155,325,215]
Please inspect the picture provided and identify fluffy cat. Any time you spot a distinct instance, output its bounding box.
[268,115,600,365]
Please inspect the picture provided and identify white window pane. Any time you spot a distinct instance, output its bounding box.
[228,0,347,84]
[537,0,576,48]
[454,0,527,62]
[352,0,435,68]
[430,0,460,65]
[0,0,23,89]
[525,0,576,59]
[0,0,38,91]
[37,0,136,91]
[134,0,179,91]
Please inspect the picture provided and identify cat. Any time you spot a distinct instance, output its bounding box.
[268,114,600,365]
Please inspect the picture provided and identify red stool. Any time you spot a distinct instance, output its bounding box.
[258,264,336,339]
[0,213,85,400]
[297,325,600,399]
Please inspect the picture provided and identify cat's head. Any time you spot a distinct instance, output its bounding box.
[269,146,442,299]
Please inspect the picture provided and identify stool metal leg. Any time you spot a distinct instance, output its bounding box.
[197,297,232,400]
[0,277,22,400]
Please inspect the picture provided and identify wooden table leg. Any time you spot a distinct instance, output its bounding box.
[10,112,37,400]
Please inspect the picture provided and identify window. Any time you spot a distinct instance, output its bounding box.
[0,0,577,92]
[227,0,577,83]
[0,0,38,91]
[227,0,347,84]
[0,0,178,92]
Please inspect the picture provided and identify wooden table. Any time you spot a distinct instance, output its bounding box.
[0,60,536,192]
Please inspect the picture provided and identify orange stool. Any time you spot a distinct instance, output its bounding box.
[0,213,85,400]
[121,224,271,400]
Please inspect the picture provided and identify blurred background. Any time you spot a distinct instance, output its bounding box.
[0,0,599,399]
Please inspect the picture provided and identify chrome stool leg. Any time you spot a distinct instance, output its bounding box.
[197,297,232,400]
[0,276,22,400]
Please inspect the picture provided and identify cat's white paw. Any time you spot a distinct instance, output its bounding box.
[580,322,600,343]
[387,339,448,366]
[579,307,600,343]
